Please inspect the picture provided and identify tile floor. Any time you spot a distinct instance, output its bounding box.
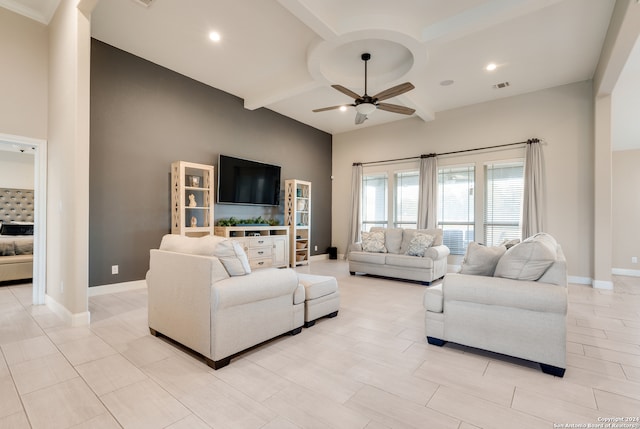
[0,260,639,428]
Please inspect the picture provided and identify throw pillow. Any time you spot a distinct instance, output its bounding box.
[400,228,443,254]
[214,240,252,276]
[459,242,506,276]
[494,233,558,281]
[361,231,387,253]
[0,242,16,256]
[14,241,33,255]
[500,238,520,249]
[405,233,434,257]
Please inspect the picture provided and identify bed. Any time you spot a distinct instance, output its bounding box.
[0,188,34,283]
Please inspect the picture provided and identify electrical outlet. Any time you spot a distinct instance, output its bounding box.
[632,257,638,264]
[314,245,318,251]
[112,265,119,275]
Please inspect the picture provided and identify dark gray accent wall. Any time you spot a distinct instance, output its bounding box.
[89,39,332,287]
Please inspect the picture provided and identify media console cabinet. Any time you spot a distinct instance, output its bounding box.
[214,226,289,269]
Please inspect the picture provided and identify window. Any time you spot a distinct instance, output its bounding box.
[484,161,524,246]
[394,171,419,228]
[437,165,475,255]
[362,173,388,231]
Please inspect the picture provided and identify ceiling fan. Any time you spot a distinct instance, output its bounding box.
[313,52,416,125]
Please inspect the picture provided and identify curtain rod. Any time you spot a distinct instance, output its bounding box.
[353,138,540,166]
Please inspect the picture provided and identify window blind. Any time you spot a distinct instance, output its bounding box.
[484,162,524,246]
[394,171,419,228]
[437,165,475,255]
[362,173,388,231]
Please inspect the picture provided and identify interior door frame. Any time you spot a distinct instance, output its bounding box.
[0,133,46,305]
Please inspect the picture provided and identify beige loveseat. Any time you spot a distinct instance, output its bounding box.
[424,233,568,377]
[348,227,449,285]
[146,234,304,369]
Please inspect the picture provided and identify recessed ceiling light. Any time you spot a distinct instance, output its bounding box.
[440,80,454,86]
[209,31,221,42]
[485,63,497,71]
[339,106,347,112]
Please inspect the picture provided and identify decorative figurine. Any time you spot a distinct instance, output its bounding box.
[190,216,197,227]
[188,194,197,207]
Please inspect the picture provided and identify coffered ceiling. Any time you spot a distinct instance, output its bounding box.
[2,0,639,149]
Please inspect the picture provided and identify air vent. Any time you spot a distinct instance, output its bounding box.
[132,0,154,7]
[492,82,510,89]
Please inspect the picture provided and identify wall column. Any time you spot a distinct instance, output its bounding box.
[47,0,98,324]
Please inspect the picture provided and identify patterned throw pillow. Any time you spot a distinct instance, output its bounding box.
[405,233,434,257]
[361,231,387,253]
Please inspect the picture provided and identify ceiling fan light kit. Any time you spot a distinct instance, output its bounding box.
[355,103,376,115]
[313,52,415,125]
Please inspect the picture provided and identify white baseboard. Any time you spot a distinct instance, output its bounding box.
[88,280,147,297]
[309,254,329,262]
[568,276,592,285]
[612,268,640,277]
[45,294,91,326]
[592,279,614,290]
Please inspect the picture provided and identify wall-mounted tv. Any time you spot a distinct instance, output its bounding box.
[217,154,281,206]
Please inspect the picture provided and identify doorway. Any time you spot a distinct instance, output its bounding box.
[0,133,46,305]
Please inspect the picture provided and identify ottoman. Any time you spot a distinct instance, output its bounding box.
[297,273,340,327]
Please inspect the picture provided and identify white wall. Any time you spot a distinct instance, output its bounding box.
[612,149,640,273]
[0,8,47,139]
[0,151,34,189]
[333,81,595,280]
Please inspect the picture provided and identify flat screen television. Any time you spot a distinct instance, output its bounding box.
[217,154,281,206]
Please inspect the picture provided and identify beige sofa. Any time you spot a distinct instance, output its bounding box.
[348,227,449,285]
[424,233,568,377]
[146,234,304,369]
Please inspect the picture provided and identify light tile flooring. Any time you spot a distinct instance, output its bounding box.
[1,260,639,428]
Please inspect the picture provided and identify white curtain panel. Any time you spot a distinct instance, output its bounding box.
[522,140,545,239]
[345,163,363,258]
[417,155,438,229]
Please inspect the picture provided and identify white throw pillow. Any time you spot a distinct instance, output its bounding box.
[214,240,252,276]
[405,233,434,257]
[159,234,225,256]
[459,242,506,276]
[494,233,558,281]
[361,231,387,253]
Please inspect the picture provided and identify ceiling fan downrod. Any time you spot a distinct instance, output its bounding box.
[362,53,371,97]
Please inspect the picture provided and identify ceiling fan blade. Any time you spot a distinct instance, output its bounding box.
[377,103,416,115]
[312,105,346,113]
[355,112,368,125]
[373,82,415,101]
[332,84,362,100]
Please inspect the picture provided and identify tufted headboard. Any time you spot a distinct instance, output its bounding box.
[0,188,34,224]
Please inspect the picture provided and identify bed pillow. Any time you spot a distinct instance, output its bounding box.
[459,242,506,276]
[214,240,251,276]
[0,223,34,236]
[0,242,16,256]
[14,241,33,255]
[494,233,557,281]
[361,231,387,253]
[405,233,434,257]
